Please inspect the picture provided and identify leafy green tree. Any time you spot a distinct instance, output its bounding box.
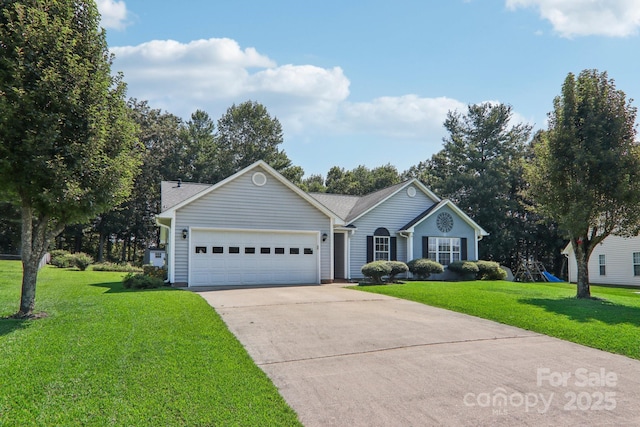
[526,70,640,298]
[325,164,401,195]
[179,109,217,183]
[425,103,537,267]
[215,101,301,182]
[0,0,141,317]
[300,174,327,192]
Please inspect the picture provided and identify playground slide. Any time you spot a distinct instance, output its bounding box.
[542,271,563,282]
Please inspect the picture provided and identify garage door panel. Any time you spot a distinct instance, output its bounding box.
[190,229,318,287]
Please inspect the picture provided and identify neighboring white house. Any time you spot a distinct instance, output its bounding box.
[156,160,488,287]
[562,235,640,287]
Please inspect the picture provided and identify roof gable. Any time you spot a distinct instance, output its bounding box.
[400,199,489,236]
[157,161,341,222]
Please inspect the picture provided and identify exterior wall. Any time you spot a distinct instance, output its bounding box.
[173,166,332,284]
[348,185,435,279]
[412,205,478,261]
[566,236,640,287]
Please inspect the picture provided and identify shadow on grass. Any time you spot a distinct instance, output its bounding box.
[90,281,180,294]
[521,297,640,326]
[0,316,32,336]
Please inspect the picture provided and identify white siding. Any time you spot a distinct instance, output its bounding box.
[173,166,332,284]
[349,187,435,278]
[566,236,640,287]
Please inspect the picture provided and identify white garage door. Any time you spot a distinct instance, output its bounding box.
[189,229,319,286]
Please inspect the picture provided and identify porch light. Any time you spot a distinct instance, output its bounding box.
[322,233,328,242]
[182,229,188,239]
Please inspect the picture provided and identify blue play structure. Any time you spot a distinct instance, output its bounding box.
[514,259,564,282]
[542,271,563,282]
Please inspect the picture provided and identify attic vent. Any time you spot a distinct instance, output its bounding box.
[252,172,267,187]
[407,186,416,197]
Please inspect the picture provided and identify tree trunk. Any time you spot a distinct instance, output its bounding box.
[573,239,591,299]
[18,204,46,317]
[97,232,105,262]
[17,203,64,318]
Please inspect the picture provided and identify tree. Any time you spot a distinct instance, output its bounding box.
[215,101,301,182]
[526,70,640,298]
[325,164,401,195]
[426,103,535,267]
[0,0,141,317]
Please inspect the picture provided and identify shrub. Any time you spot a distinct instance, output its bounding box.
[72,252,94,271]
[122,273,165,289]
[447,260,479,280]
[386,261,409,282]
[143,265,168,280]
[476,260,507,280]
[361,261,392,284]
[92,262,142,273]
[407,258,444,279]
[50,250,74,268]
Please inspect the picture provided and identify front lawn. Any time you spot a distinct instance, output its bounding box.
[0,261,300,426]
[353,280,640,360]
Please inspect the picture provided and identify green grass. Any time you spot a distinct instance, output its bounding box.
[353,280,640,360]
[0,261,301,426]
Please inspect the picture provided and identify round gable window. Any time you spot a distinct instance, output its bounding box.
[436,212,454,233]
[407,186,416,198]
[252,172,267,186]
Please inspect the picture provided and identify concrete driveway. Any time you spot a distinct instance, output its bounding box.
[197,284,640,426]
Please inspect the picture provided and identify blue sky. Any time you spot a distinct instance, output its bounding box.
[98,0,640,178]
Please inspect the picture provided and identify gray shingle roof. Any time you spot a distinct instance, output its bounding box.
[309,181,411,223]
[161,181,212,211]
[307,193,360,221]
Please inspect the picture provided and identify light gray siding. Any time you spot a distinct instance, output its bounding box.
[349,186,435,278]
[412,205,478,261]
[566,235,640,287]
[173,166,332,284]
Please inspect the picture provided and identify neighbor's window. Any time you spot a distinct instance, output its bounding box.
[428,237,461,266]
[598,254,606,276]
[633,252,640,276]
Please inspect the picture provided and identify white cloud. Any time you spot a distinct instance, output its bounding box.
[507,0,640,37]
[110,37,490,155]
[96,0,129,30]
[341,95,466,138]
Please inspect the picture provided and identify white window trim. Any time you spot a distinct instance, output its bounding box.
[374,236,390,261]
[428,237,461,266]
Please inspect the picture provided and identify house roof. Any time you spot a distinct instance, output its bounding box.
[309,179,441,223]
[161,181,212,211]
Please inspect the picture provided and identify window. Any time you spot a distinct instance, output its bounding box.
[245,247,256,254]
[304,248,313,255]
[373,227,391,261]
[598,254,606,276]
[428,237,461,266]
[633,252,640,276]
[229,246,240,254]
[212,246,224,254]
[260,247,271,254]
[374,236,389,261]
[290,248,300,255]
[195,246,207,254]
[275,247,285,254]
